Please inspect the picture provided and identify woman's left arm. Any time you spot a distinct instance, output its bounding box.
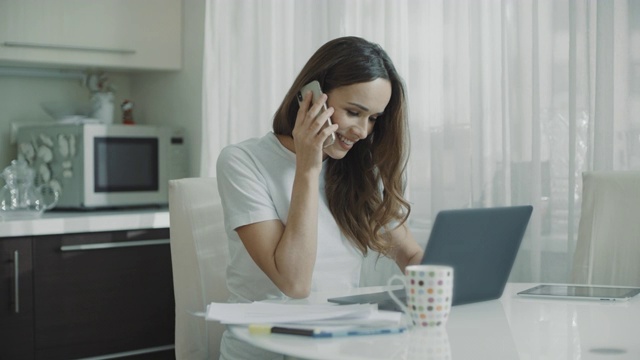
[390,224,424,270]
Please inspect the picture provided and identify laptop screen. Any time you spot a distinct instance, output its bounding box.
[421,205,533,305]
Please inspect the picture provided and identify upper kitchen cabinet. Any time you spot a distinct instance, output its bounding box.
[0,0,182,71]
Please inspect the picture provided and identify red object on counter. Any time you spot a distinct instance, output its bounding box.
[122,99,135,125]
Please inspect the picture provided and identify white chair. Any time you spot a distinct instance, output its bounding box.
[572,170,640,287]
[169,177,229,359]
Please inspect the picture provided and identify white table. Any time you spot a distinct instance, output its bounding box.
[230,283,640,359]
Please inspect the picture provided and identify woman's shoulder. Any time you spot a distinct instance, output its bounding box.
[219,132,288,162]
[219,134,268,156]
[217,133,285,172]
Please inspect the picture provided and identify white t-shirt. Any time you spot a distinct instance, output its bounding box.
[216,132,363,303]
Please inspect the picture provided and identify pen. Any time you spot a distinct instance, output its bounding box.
[248,324,406,338]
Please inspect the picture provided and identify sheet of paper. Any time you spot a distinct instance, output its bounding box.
[206,302,380,325]
[278,310,402,327]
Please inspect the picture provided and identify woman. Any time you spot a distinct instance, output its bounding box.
[216,36,423,359]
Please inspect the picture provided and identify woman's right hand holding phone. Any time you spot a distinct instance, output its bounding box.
[293,90,337,173]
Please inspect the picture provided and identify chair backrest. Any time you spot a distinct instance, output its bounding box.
[572,171,640,287]
[169,177,229,359]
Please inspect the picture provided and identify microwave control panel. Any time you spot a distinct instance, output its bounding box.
[168,127,189,180]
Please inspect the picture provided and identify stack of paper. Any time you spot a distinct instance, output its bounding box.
[205,302,406,337]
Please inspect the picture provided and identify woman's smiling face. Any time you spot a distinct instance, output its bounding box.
[322,78,392,159]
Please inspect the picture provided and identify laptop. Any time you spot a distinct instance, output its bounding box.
[328,205,533,310]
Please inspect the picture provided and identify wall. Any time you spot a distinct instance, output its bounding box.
[0,0,205,177]
[131,0,206,177]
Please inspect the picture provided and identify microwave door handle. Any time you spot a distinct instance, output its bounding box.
[60,239,169,252]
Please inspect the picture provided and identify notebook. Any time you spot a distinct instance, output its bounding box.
[328,205,533,310]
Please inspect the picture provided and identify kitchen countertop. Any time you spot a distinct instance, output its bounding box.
[0,208,170,237]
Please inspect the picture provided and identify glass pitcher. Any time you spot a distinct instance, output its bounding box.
[0,159,59,220]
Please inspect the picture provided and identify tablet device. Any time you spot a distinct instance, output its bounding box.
[517,284,640,301]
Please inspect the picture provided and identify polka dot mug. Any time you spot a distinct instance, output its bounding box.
[387,265,454,328]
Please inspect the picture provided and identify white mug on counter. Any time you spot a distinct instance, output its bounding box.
[91,92,115,124]
[387,264,454,328]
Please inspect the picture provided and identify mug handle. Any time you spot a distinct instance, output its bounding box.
[386,274,410,319]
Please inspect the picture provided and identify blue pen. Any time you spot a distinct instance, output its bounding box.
[248,324,406,338]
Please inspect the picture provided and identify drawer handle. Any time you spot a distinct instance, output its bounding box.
[3,41,136,55]
[60,239,169,252]
[13,250,19,314]
[74,344,175,360]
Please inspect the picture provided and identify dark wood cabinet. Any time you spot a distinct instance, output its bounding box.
[0,237,35,359]
[0,228,175,360]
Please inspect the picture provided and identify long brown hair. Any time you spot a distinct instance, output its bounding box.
[273,36,411,256]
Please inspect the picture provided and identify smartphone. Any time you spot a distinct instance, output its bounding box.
[297,80,335,148]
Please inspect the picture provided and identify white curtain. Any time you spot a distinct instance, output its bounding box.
[202,0,640,283]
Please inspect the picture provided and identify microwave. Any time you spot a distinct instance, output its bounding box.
[15,123,188,209]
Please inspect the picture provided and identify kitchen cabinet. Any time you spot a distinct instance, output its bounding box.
[0,0,182,71]
[0,228,175,360]
[0,237,34,360]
